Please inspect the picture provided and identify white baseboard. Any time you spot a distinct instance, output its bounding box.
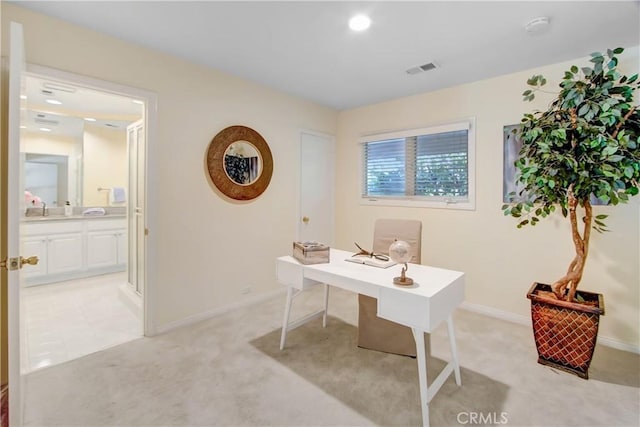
[154,288,286,335]
[460,301,640,355]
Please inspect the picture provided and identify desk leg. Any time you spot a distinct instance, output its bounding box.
[322,284,329,328]
[280,287,294,350]
[447,315,461,386]
[412,328,430,427]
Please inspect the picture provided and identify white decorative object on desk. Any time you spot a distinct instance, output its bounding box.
[389,240,413,286]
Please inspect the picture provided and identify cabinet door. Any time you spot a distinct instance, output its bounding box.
[116,230,127,265]
[47,233,83,275]
[87,231,118,269]
[20,236,48,279]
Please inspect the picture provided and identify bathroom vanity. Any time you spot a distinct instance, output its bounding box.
[21,214,126,286]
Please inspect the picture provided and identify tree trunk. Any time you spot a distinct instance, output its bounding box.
[551,187,592,302]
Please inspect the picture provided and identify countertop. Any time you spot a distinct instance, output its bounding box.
[21,214,126,222]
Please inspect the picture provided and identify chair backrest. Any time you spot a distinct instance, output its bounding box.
[372,219,422,263]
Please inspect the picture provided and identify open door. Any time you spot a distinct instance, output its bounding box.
[1,21,28,427]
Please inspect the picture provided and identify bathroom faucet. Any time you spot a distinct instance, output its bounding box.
[42,202,47,217]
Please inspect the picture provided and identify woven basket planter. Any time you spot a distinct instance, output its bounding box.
[527,282,605,379]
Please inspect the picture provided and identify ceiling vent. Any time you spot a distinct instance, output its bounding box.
[40,89,55,96]
[42,82,77,93]
[104,123,118,128]
[406,62,438,75]
[35,117,59,126]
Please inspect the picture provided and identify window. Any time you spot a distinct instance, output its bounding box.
[361,120,475,209]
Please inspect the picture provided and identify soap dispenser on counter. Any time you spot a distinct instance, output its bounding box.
[64,201,73,216]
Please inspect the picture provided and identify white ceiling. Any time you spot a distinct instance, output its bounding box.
[23,75,143,137]
[12,1,640,110]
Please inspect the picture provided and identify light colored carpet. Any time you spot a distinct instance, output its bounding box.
[23,286,639,426]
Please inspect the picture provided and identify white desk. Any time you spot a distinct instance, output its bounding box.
[276,248,465,427]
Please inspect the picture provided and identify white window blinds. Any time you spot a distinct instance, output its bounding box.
[362,122,471,203]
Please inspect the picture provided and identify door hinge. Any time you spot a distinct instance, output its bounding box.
[0,257,20,271]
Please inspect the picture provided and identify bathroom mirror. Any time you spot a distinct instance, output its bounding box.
[24,153,73,206]
[206,125,273,201]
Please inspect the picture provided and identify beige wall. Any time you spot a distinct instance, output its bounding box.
[82,124,126,206]
[1,4,338,330]
[21,132,78,157]
[335,49,640,349]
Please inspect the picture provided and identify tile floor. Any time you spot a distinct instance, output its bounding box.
[20,272,143,373]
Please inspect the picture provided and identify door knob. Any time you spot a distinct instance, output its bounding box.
[302,216,310,224]
[20,256,39,267]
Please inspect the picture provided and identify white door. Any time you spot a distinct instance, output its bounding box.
[299,131,335,245]
[4,21,26,427]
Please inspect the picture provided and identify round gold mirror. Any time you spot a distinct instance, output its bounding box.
[206,126,273,200]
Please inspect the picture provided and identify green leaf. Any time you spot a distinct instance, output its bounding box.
[627,187,639,196]
[624,166,634,178]
[594,62,603,74]
[578,103,590,116]
[526,75,540,86]
[570,65,578,73]
[613,47,624,54]
[595,214,608,220]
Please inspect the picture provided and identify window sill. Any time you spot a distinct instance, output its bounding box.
[360,197,475,211]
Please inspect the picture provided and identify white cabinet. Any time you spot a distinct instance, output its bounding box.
[117,230,127,265]
[87,232,118,269]
[21,217,126,285]
[87,219,126,270]
[46,233,83,275]
[20,236,48,279]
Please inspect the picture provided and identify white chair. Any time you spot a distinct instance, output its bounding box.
[357,218,424,356]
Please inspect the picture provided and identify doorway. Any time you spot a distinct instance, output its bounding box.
[18,67,149,372]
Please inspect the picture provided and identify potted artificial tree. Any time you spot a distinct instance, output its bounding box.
[503,47,639,379]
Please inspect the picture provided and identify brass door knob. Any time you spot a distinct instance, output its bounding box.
[20,256,39,267]
[302,216,310,224]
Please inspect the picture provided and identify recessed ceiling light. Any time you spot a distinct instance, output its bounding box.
[20,95,27,100]
[132,99,144,105]
[349,14,371,31]
[39,127,52,132]
[84,117,97,122]
[45,99,62,105]
[20,125,26,129]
